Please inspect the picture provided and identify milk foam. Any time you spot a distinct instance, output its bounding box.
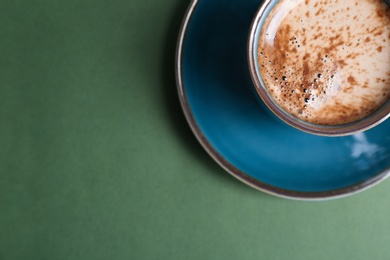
[258,0,390,125]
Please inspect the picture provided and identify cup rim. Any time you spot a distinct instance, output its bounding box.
[247,0,390,137]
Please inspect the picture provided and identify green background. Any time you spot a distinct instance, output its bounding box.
[1,0,390,259]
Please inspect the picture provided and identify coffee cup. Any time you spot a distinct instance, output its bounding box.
[248,0,390,136]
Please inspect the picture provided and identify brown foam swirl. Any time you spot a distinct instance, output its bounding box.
[258,0,390,125]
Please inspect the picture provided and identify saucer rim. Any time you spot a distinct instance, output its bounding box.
[175,0,390,200]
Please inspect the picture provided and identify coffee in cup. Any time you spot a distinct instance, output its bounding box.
[257,0,390,125]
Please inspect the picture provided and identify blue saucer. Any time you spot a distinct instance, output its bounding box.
[176,0,390,200]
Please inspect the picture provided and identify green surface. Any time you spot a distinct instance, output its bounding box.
[1,0,390,259]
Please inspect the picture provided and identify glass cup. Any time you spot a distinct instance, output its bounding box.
[247,0,390,136]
